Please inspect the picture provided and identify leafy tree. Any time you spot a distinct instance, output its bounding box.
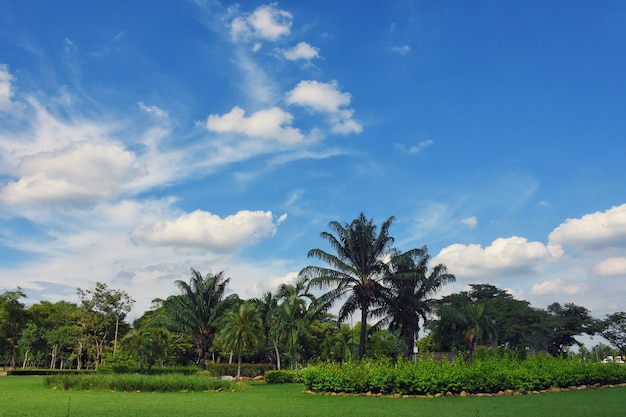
[121,316,170,371]
[320,323,358,362]
[302,213,396,359]
[219,302,264,380]
[598,312,626,355]
[0,289,28,370]
[379,247,455,358]
[545,302,595,356]
[21,301,80,369]
[153,268,238,367]
[76,282,134,369]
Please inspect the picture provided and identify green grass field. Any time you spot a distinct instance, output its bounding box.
[1,376,625,417]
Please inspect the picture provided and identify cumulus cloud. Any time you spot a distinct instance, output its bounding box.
[548,203,626,250]
[231,3,292,42]
[433,236,563,279]
[594,257,626,276]
[206,106,304,144]
[531,278,586,296]
[286,80,362,134]
[282,42,320,61]
[0,142,143,207]
[131,210,287,253]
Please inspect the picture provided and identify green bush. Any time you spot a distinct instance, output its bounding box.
[265,370,303,384]
[302,355,626,395]
[43,373,240,392]
[204,363,272,378]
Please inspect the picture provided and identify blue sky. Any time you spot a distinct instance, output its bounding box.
[1,1,625,331]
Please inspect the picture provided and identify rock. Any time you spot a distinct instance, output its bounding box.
[221,375,234,381]
[460,391,469,397]
[446,391,453,397]
[434,393,444,398]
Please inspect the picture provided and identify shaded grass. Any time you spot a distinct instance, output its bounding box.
[1,376,625,417]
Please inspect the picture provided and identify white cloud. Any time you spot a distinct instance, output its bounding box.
[394,140,434,154]
[283,42,320,61]
[131,209,286,253]
[461,216,478,229]
[286,80,362,134]
[531,278,586,296]
[230,3,292,42]
[0,142,143,207]
[594,257,626,276]
[548,203,626,250]
[206,106,304,144]
[391,45,411,55]
[433,236,562,279]
[0,64,18,113]
[137,102,168,119]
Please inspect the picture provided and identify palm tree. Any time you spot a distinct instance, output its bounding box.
[301,213,396,359]
[152,268,237,367]
[379,247,455,358]
[275,277,315,369]
[251,291,282,369]
[219,303,264,381]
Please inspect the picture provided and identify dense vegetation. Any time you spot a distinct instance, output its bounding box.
[302,352,626,395]
[1,213,625,374]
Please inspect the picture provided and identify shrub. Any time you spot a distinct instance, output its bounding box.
[265,370,303,384]
[43,373,240,392]
[302,354,626,395]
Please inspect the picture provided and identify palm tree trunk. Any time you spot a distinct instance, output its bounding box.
[358,306,368,359]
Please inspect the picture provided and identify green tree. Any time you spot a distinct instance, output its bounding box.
[219,303,264,380]
[76,282,134,369]
[251,291,282,369]
[380,247,455,358]
[153,268,238,367]
[121,321,170,372]
[0,289,28,370]
[21,301,80,369]
[276,277,315,369]
[545,302,596,357]
[599,312,626,355]
[302,213,396,359]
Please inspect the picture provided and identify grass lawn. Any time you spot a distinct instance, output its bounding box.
[1,376,625,417]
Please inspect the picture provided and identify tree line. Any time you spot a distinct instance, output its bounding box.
[1,213,625,376]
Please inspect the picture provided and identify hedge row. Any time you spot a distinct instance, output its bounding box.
[204,363,273,378]
[7,369,96,376]
[43,373,239,392]
[302,355,626,395]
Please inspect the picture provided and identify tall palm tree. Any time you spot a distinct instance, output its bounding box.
[153,268,236,367]
[301,213,396,359]
[219,303,264,381]
[379,247,455,358]
[251,291,282,369]
[276,277,315,369]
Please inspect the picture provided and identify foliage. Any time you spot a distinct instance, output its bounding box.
[153,268,238,367]
[218,302,265,379]
[599,311,626,354]
[302,353,626,395]
[378,247,455,358]
[301,213,398,359]
[43,373,239,392]
[204,362,272,378]
[0,288,28,370]
[264,369,303,383]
